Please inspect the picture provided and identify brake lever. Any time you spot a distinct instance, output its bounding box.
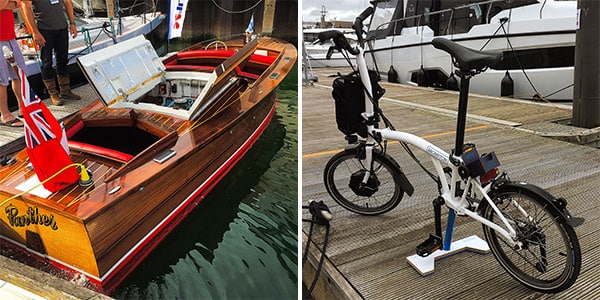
[326,46,335,60]
[347,47,360,56]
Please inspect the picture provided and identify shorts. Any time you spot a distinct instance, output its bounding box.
[0,39,27,86]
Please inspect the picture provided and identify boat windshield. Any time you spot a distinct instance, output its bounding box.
[370,0,398,32]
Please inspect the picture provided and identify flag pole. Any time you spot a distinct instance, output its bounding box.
[166,0,171,54]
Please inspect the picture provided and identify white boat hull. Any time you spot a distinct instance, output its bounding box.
[304,50,355,68]
[366,0,577,101]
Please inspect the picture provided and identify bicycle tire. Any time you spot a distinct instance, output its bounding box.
[323,149,404,215]
[480,186,581,293]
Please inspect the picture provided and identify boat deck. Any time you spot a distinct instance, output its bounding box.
[302,68,600,299]
[0,85,111,299]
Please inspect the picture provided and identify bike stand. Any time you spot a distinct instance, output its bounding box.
[407,209,490,276]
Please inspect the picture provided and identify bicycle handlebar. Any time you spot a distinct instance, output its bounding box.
[314,1,382,58]
[353,6,374,47]
[316,30,360,56]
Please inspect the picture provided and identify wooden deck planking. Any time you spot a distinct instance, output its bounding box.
[302,69,600,299]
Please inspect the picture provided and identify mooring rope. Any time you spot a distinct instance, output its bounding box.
[210,0,263,14]
[302,200,332,300]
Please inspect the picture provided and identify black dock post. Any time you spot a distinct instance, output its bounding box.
[572,0,600,129]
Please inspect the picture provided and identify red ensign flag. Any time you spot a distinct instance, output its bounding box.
[19,69,79,192]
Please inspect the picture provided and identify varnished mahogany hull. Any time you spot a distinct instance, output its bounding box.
[95,92,278,292]
[0,92,277,293]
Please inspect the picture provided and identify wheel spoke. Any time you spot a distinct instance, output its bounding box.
[324,150,404,215]
[482,189,580,292]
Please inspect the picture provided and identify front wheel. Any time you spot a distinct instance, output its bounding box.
[323,149,404,215]
[480,187,581,293]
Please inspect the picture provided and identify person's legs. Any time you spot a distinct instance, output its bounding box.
[0,50,22,126]
[54,28,68,76]
[8,40,25,116]
[10,78,22,116]
[39,28,62,105]
[0,84,10,120]
[55,28,80,100]
[38,29,56,81]
[0,84,22,126]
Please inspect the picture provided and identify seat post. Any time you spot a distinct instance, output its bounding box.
[454,75,470,156]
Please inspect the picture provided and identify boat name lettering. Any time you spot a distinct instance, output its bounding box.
[5,205,58,230]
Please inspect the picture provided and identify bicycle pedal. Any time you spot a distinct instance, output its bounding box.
[416,233,443,257]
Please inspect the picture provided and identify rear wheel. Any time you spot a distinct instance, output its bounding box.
[481,188,581,293]
[323,149,404,215]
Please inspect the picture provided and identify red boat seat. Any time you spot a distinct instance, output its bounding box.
[235,66,259,79]
[66,121,134,162]
[249,54,275,65]
[176,49,236,59]
[68,141,134,162]
[172,50,274,65]
[66,120,84,138]
[162,49,275,79]
[164,65,216,72]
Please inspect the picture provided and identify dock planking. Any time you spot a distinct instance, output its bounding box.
[0,84,97,156]
[302,68,600,299]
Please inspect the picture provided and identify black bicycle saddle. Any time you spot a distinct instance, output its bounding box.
[431,38,503,73]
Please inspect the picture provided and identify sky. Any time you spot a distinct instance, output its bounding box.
[302,0,371,24]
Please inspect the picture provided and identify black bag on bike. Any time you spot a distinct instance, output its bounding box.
[332,70,385,137]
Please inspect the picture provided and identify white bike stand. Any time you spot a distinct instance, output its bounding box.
[406,209,491,276]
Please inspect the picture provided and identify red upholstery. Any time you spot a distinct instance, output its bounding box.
[165,65,216,72]
[235,66,259,79]
[176,50,236,59]
[173,50,274,65]
[68,141,134,162]
[66,121,133,162]
[66,121,84,138]
[249,54,275,65]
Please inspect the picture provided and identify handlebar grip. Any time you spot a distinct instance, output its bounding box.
[316,30,344,43]
[326,46,335,60]
[317,30,359,56]
[356,6,374,23]
[353,6,374,46]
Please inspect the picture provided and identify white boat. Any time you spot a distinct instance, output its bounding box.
[365,0,576,101]
[303,27,357,68]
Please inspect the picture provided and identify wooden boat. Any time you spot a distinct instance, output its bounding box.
[0,35,296,293]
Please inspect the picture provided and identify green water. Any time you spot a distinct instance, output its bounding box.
[112,64,298,299]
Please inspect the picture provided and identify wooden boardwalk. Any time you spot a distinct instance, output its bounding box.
[302,68,600,299]
[0,84,97,156]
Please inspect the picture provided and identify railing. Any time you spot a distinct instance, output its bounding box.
[120,0,160,22]
[371,0,536,39]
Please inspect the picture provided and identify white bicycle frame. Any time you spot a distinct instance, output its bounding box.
[354,45,520,245]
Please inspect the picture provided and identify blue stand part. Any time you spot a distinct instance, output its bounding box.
[443,209,456,251]
[406,208,491,276]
